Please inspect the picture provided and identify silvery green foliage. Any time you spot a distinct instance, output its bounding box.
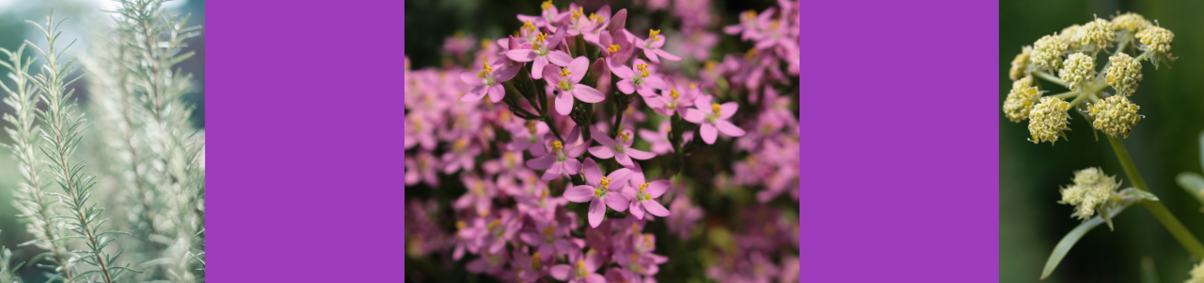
[1,44,73,280]
[26,13,135,283]
[0,231,22,283]
[90,1,205,282]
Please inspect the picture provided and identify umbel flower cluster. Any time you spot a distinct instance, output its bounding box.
[405,0,800,282]
[1004,12,1174,144]
[1001,12,1204,282]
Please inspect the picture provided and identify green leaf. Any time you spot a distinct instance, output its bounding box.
[1041,200,1134,280]
[1176,172,1204,206]
[1140,256,1161,283]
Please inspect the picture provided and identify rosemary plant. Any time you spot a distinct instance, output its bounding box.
[1,43,73,281]
[0,231,22,283]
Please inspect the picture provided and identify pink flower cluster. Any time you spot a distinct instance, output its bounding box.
[404,1,799,282]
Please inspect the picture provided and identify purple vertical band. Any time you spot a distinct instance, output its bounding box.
[208,1,407,281]
[798,1,1000,281]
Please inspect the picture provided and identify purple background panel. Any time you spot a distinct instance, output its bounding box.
[798,0,999,282]
[208,1,406,281]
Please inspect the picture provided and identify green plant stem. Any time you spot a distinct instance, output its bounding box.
[1034,71,1066,87]
[1067,91,1089,108]
[1108,135,1204,259]
[1050,91,1078,99]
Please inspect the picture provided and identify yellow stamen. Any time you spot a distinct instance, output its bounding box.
[558,80,571,91]
[770,21,780,30]
[705,60,717,72]
[539,189,548,199]
[649,29,661,42]
[689,83,697,89]
[669,88,680,99]
[594,188,603,197]
[480,210,491,217]
[742,10,757,22]
[631,253,638,262]
[608,44,621,53]
[481,39,493,49]
[550,140,563,152]
[487,219,501,230]
[632,223,639,232]
[456,221,467,230]
[571,7,583,21]
[531,253,544,269]
[499,110,511,122]
[745,48,758,59]
[477,62,493,78]
[542,226,555,236]
[523,20,536,33]
[645,193,652,200]
[575,260,587,276]
[712,103,723,118]
[617,131,631,143]
[527,121,538,134]
[636,63,650,78]
[638,183,649,194]
[454,139,468,151]
[589,13,599,23]
[536,32,547,42]
[541,0,553,10]
[600,176,611,189]
[559,67,572,77]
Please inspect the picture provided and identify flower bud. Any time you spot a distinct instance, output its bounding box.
[1059,53,1096,91]
[1105,52,1142,95]
[1137,26,1174,54]
[1111,12,1151,33]
[1075,17,1115,50]
[1028,96,1070,144]
[1089,95,1141,138]
[1003,77,1040,122]
[1032,35,1069,72]
[1058,167,1121,220]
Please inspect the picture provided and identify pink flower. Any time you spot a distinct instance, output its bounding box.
[440,138,481,173]
[639,120,675,154]
[580,5,613,45]
[544,56,606,115]
[465,248,509,275]
[723,7,778,41]
[459,62,520,103]
[404,151,440,187]
[453,175,496,216]
[667,196,703,239]
[634,29,681,63]
[598,29,636,65]
[525,133,587,181]
[563,158,632,227]
[404,113,437,150]
[517,0,571,31]
[507,120,551,156]
[672,29,719,61]
[611,58,666,98]
[645,77,700,116]
[684,97,746,144]
[512,248,551,282]
[588,127,656,168]
[519,214,576,257]
[622,163,670,220]
[506,28,571,80]
[442,31,476,58]
[549,250,607,283]
[474,209,524,255]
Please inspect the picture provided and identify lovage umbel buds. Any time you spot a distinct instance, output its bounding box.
[1003,12,1172,144]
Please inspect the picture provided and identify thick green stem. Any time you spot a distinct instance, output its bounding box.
[1108,135,1204,259]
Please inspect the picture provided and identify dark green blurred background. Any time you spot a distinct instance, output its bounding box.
[1001,1,1204,282]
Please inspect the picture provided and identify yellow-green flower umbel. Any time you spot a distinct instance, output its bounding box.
[1060,53,1096,91]
[1089,95,1142,138]
[1105,52,1142,96]
[1111,12,1151,34]
[1058,167,1121,220]
[1075,16,1116,50]
[1031,35,1069,73]
[1137,26,1174,54]
[1028,96,1070,144]
[1003,77,1040,122]
[1188,262,1204,283]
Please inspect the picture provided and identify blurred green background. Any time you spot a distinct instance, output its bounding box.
[1000,1,1204,282]
[0,0,204,281]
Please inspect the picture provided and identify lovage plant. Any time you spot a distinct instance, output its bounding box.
[405,0,800,282]
[1001,12,1201,281]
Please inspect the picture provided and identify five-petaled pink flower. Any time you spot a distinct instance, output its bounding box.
[588,127,655,168]
[517,0,571,31]
[544,56,606,115]
[526,134,587,181]
[623,163,671,220]
[549,249,606,283]
[684,96,747,144]
[634,29,681,63]
[563,158,631,228]
[459,62,520,103]
[611,58,666,98]
[507,29,571,80]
